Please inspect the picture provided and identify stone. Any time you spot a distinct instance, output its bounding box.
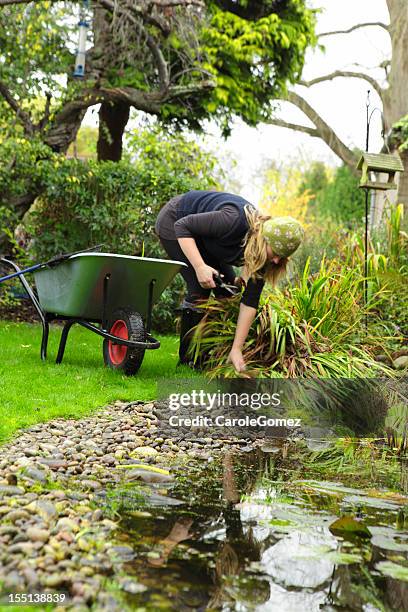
[125,469,173,484]
[26,500,58,521]
[393,355,408,370]
[0,485,25,497]
[23,467,48,483]
[26,527,50,543]
[80,480,102,491]
[21,567,39,586]
[130,446,158,458]
[119,578,148,594]
[56,517,80,533]
[8,542,35,555]
[6,509,30,523]
[0,525,18,536]
[23,448,39,457]
[108,545,135,562]
[37,458,67,469]
[43,573,68,588]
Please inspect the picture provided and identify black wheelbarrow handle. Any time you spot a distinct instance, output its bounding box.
[78,321,161,349]
[0,245,104,284]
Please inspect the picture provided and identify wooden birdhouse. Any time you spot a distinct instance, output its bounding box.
[357,152,404,191]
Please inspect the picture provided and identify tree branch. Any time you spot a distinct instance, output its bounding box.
[129,10,170,89]
[45,77,214,151]
[299,70,384,102]
[264,118,319,138]
[98,0,170,90]
[37,92,52,132]
[275,91,358,171]
[0,79,34,134]
[319,22,389,37]
[0,0,59,5]
[149,0,204,7]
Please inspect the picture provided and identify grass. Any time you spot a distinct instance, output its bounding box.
[0,321,197,443]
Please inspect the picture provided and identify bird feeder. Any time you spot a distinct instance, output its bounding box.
[357,152,404,191]
[356,148,405,331]
[73,0,90,78]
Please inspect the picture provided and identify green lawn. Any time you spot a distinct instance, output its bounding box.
[0,321,197,443]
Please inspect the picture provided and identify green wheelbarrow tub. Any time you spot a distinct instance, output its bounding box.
[34,253,186,321]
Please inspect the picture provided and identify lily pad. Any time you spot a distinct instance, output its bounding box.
[143,492,184,507]
[371,533,408,553]
[124,469,174,484]
[296,480,367,497]
[117,464,171,476]
[329,516,371,538]
[376,561,408,582]
[343,494,402,510]
[323,551,363,565]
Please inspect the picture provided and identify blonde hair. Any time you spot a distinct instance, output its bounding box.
[243,206,288,286]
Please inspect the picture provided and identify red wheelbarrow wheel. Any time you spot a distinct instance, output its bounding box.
[103,308,146,375]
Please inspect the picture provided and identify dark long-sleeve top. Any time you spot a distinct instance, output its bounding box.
[155,192,265,309]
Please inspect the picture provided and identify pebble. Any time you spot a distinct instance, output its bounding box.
[0,485,25,496]
[6,509,30,523]
[22,467,48,483]
[0,399,255,608]
[26,500,58,521]
[26,527,50,543]
[131,446,158,458]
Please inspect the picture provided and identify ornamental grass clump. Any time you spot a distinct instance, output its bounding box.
[190,257,392,378]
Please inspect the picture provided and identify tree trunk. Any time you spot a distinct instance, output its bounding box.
[97,101,130,161]
[384,0,408,210]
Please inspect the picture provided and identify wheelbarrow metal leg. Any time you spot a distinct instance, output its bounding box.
[41,318,50,361]
[146,278,156,334]
[56,321,75,364]
[1,257,48,361]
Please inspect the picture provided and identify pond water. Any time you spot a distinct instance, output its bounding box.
[103,448,408,611]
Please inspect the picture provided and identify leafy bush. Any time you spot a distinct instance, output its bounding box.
[19,128,220,332]
[0,136,56,248]
[298,161,365,225]
[190,257,392,378]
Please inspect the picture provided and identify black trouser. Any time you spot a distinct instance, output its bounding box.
[159,237,235,303]
[159,237,235,364]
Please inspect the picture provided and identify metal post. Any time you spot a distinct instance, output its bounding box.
[146,279,156,334]
[102,273,111,330]
[364,91,370,332]
[364,188,369,330]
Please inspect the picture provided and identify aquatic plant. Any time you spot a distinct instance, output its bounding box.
[191,257,392,378]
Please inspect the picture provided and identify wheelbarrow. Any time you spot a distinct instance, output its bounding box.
[0,251,186,375]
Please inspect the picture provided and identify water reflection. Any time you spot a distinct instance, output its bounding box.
[111,448,408,611]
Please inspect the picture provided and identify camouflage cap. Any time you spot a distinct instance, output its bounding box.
[262,216,304,258]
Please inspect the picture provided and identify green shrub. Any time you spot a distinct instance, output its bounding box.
[18,127,220,332]
[298,161,365,225]
[190,257,392,378]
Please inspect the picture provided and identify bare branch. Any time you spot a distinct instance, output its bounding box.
[37,92,52,132]
[128,10,170,89]
[49,77,214,129]
[165,79,214,97]
[149,0,204,7]
[283,91,358,171]
[98,0,170,89]
[0,0,59,5]
[0,80,34,134]
[299,70,384,102]
[265,118,319,138]
[319,22,389,37]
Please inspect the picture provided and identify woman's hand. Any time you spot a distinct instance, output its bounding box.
[195,263,218,289]
[234,276,246,289]
[228,347,246,373]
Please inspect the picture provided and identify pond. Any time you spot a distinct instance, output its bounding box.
[101,447,408,611]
